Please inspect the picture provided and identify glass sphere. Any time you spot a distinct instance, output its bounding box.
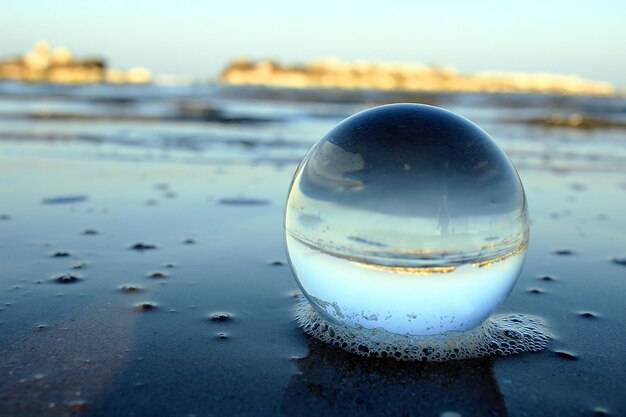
[284,104,529,336]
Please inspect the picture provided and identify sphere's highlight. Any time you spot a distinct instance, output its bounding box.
[285,104,529,337]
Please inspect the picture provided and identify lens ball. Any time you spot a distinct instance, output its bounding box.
[285,103,529,336]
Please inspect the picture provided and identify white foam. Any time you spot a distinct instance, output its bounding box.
[295,295,550,361]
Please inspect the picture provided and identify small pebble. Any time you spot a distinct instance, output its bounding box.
[0,214,10,220]
[53,273,81,284]
[42,195,88,205]
[570,183,587,192]
[218,197,270,206]
[35,324,47,331]
[164,263,176,268]
[591,406,611,416]
[216,332,229,340]
[527,288,543,294]
[121,285,142,293]
[183,238,196,245]
[268,259,286,266]
[210,313,231,322]
[610,256,626,266]
[148,271,167,279]
[554,249,574,255]
[72,262,87,270]
[538,275,556,281]
[135,302,157,312]
[51,251,71,258]
[130,242,158,251]
[578,311,598,319]
[68,399,89,411]
[552,350,578,360]
[82,229,99,235]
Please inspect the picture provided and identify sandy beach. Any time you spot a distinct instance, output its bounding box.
[0,82,625,416]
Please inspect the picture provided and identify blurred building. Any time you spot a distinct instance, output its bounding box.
[220,58,615,96]
[0,41,151,85]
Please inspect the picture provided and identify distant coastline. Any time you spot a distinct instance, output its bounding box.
[220,58,616,97]
[0,41,151,85]
[0,43,619,96]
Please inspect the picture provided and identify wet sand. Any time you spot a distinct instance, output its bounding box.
[0,84,625,416]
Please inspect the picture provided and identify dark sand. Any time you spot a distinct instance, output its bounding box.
[0,84,625,416]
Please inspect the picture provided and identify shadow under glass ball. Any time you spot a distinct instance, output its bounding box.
[285,104,529,336]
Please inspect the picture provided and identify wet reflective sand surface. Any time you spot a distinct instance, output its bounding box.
[0,84,625,416]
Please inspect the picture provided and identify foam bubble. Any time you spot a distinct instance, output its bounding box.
[295,295,550,361]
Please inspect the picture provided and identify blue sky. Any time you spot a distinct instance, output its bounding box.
[2,0,625,84]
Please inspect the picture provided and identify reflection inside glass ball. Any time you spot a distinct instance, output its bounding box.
[285,104,529,337]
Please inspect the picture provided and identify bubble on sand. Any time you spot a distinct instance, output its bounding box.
[285,104,549,360]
